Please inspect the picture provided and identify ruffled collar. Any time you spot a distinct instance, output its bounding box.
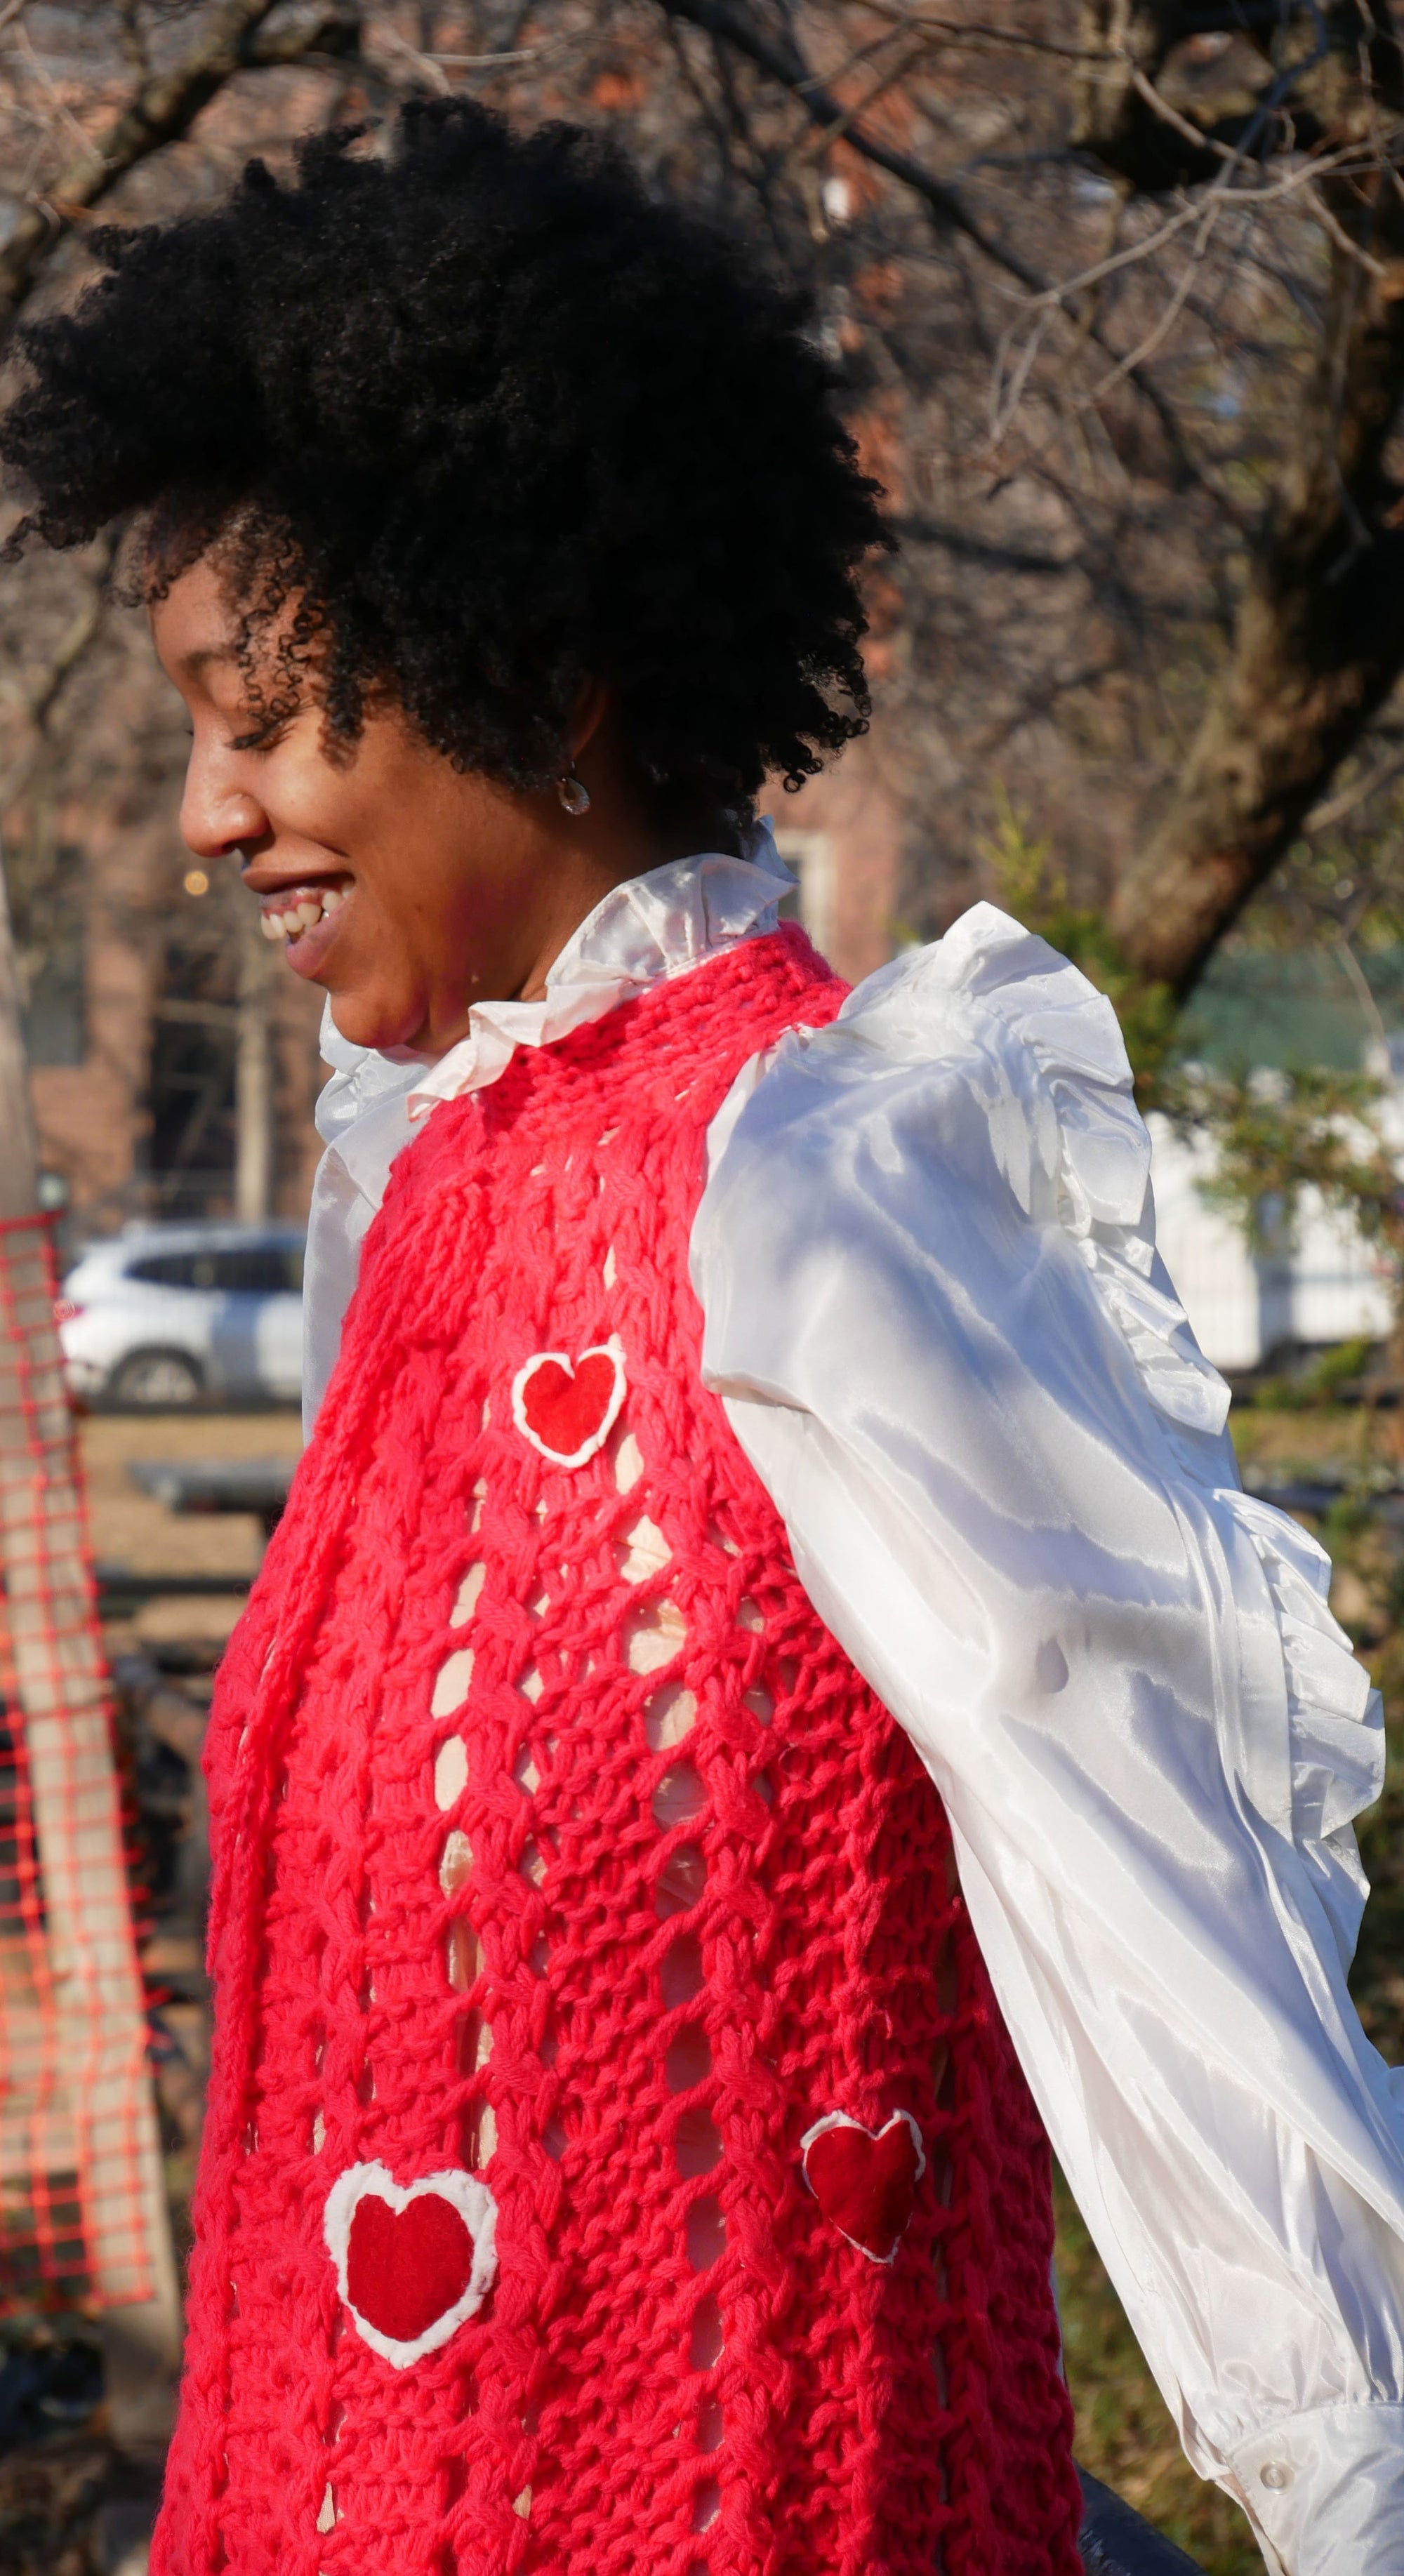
[314,824,793,1151]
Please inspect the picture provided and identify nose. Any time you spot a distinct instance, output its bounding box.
[179,736,270,863]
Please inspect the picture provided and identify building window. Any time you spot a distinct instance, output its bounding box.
[771,830,835,960]
[11,841,87,1068]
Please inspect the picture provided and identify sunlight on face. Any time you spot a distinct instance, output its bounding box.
[150,555,635,1056]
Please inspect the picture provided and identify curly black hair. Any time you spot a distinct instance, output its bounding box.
[0,100,887,815]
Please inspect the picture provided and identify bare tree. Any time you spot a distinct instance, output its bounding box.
[1079,1,1404,992]
[578,0,1404,1000]
[9,0,1404,1060]
[0,0,359,333]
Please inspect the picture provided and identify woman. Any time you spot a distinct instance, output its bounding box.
[6,99,1403,2576]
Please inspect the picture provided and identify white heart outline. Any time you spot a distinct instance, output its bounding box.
[511,1336,626,1469]
[323,2161,498,2368]
[799,2109,926,2267]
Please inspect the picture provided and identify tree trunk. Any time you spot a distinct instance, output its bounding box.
[1107,2,1404,995]
[235,905,274,1226]
[0,862,180,2453]
[1073,0,1221,192]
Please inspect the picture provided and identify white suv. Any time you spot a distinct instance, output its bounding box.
[58,1223,305,1408]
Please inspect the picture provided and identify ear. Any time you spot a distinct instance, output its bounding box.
[566,678,611,763]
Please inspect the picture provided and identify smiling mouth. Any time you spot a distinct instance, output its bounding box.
[259,882,347,945]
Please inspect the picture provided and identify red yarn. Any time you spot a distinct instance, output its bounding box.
[154,927,1081,2576]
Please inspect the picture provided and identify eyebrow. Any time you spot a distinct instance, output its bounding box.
[181,644,236,676]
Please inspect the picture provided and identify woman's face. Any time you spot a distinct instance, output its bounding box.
[151,554,648,1057]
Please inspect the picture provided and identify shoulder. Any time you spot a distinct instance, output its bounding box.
[696,903,1228,1441]
[700,899,1146,1247]
[714,903,1145,1219]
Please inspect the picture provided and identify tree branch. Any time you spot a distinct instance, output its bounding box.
[244,3,359,69]
[0,530,117,811]
[894,514,1082,576]
[1069,0,1330,195]
[1304,739,1404,832]
[23,539,115,735]
[1108,1,1404,992]
[0,0,360,333]
[657,0,1043,291]
[656,0,1217,496]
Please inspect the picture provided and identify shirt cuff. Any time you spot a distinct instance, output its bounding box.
[1226,2402,1404,2572]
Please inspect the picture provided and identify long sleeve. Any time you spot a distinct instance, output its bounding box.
[691,903,1404,2575]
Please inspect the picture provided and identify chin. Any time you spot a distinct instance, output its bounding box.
[327,989,427,1054]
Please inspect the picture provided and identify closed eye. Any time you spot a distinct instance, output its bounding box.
[228,716,289,754]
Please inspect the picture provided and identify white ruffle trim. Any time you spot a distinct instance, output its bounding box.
[1230,1490,1382,1828]
[1228,1488,1383,1966]
[839,901,1229,1433]
[840,900,1383,1867]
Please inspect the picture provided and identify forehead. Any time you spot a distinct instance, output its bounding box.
[149,552,241,678]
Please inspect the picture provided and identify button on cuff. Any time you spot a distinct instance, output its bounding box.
[1227,2401,1404,2575]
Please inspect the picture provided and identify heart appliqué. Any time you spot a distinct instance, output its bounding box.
[512,1339,625,1468]
[800,2111,926,2265]
[324,2163,498,2367]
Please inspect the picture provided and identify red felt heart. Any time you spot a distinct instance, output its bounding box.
[325,2163,497,2367]
[513,1343,624,1465]
[801,2111,925,2264]
[345,2190,475,2346]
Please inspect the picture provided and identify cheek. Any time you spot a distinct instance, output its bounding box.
[272,769,360,847]
[258,715,383,848]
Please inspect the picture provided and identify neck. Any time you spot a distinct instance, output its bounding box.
[510,762,743,1009]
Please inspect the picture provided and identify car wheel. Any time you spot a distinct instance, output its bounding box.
[109,1349,204,1410]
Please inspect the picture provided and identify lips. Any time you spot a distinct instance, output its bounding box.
[257,879,350,979]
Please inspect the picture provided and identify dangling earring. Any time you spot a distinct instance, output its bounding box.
[557,771,591,816]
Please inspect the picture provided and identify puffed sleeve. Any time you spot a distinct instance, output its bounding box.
[691,902,1404,2575]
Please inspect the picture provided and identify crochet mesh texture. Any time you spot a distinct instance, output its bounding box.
[155,929,1080,2576]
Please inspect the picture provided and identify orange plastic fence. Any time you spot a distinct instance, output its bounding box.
[0,1209,155,2311]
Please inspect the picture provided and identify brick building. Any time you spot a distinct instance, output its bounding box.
[20,786,326,1246]
[769,731,905,988]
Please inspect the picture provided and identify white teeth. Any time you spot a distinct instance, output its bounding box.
[258,885,347,944]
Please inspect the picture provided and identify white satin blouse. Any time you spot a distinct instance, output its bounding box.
[303,833,1404,2576]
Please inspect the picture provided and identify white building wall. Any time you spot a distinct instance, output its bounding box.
[1148,1117,1264,1372]
[1146,1113,1396,1372]
[1287,1198,1394,1350]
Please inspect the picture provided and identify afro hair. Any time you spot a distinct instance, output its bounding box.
[1,99,888,816]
